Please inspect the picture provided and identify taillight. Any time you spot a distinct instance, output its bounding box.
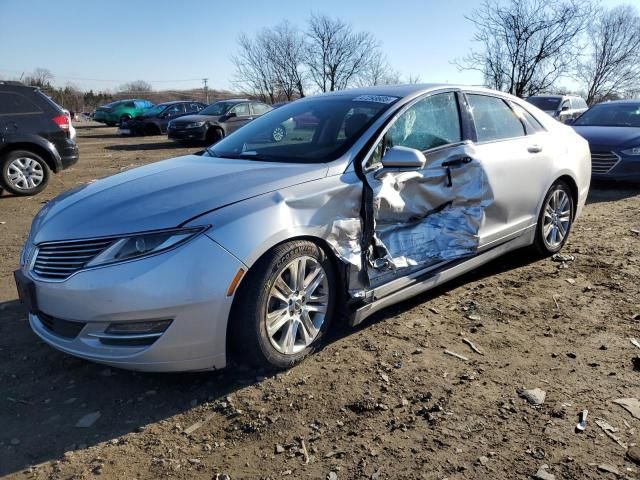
[52,114,69,131]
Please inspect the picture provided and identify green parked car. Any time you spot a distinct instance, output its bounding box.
[92,99,154,126]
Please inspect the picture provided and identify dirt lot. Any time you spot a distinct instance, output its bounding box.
[1,123,639,480]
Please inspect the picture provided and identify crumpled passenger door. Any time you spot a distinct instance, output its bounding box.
[362,91,493,285]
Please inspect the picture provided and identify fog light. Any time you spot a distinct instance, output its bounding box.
[106,319,172,334]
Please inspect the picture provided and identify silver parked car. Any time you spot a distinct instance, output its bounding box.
[526,94,588,123]
[14,84,591,372]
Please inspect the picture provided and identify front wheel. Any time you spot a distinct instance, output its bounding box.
[533,180,574,255]
[0,150,50,196]
[230,240,336,369]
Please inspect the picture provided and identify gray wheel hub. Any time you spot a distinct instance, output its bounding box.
[7,157,44,190]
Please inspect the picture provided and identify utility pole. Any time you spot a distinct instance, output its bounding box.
[202,78,209,104]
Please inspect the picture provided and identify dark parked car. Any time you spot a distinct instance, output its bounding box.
[118,101,206,136]
[167,99,272,144]
[571,99,640,182]
[0,81,79,196]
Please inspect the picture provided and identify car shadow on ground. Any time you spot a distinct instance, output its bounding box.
[0,299,266,476]
[346,246,541,332]
[586,181,640,205]
[0,247,539,475]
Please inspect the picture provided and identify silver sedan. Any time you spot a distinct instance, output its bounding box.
[14,84,591,372]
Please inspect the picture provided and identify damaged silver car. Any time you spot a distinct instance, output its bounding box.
[15,85,591,372]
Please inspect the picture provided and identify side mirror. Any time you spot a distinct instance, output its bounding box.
[381,146,427,169]
[226,112,237,119]
[561,105,570,112]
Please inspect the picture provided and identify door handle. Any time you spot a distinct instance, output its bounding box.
[441,156,473,187]
[528,144,543,153]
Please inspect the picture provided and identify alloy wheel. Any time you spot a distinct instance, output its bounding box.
[265,256,329,355]
[7,157,44,190]
[542,188,571,249]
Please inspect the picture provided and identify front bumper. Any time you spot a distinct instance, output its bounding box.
[168,126,207,142]
[23,234,245,372]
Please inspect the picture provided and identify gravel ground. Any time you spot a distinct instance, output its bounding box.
[1,123,639,480]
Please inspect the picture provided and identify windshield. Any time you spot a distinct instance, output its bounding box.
[574,103,640,127]
[207,95,398,163]
[200,102,233,116]
[527,96,561,111]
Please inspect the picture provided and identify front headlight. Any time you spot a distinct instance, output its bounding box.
[621,146,640,156]
[185,121,205,129]
[85,227,207,268]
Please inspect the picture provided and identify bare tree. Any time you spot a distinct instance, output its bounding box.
[577,5,640,105]
[25,68,54,87]
[232,33,277,103]
[306,14,379,92]
[264,21,308,100]
[118,80,153,93]
[457,0,592,97]
[355,53,402,87]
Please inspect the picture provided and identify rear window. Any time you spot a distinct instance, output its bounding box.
[527,96,561,111]
[0,91,43,115]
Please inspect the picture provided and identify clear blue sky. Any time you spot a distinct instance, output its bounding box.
[0,0,632,93]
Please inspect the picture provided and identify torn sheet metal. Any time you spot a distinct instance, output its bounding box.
[366,159,493,281]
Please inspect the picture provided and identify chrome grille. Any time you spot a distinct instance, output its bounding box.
[33,238,114,280]
[591,151,620,174]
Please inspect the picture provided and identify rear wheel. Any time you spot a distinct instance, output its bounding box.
[533,180,574,255]
[118,115,131,126]
[231,240,336,369]
[0,150,50,196]
[205,127,223,145]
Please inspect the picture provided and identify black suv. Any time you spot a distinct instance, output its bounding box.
[0,81,79,196]
[118,100,206,136]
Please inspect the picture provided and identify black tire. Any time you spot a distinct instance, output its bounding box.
[106,122,116,127]
[118,115,131,126]
[271,125,286,142]
[144,123,160,136]
[0,149,50,196]
[205,127,224,145]
[230,240,337,370]
[532,180,574,256]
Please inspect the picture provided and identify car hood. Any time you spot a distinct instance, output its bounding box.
[173,114,221,123]
[32,155,328,243]
[572,126,640,148]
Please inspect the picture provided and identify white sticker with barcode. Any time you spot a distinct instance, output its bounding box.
[353,95,398,104]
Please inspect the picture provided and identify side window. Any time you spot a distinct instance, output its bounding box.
[511,103,546,134]
[387,92,462,151]
[467,94,526,142]
[0,92,42,115]
[165,104,185,116]
[229,103,249,116]
[560,100,570,110]
[125,101,136,108]
[189,103,203,112]
[365,92,461,169]
[251,103,271,115]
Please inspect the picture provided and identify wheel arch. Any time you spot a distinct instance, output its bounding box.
[225,234,349,362]
[0,142,59,173]
[554,174,579,220]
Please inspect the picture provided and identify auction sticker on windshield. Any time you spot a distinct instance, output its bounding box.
[353,95,398,104]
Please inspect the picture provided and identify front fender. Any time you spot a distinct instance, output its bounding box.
[184,171,364,276]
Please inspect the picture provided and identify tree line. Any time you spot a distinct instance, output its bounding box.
[457,0,640,104]
[231,14,419,103]
[235,4,640,105]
